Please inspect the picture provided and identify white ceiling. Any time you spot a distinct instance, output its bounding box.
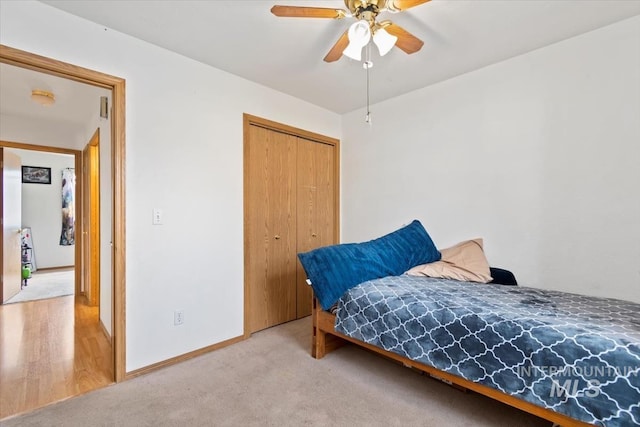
[0,62,109,136]
[1,1,639,138]
[34,0,640,114]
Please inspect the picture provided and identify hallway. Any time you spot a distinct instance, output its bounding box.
[0,295,113,419]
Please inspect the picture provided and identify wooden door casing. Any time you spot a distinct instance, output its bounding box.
[81,130,100,306]
[82,145,90,299]
[0,44,126,382]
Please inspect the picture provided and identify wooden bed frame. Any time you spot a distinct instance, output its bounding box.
[311,298,591,427]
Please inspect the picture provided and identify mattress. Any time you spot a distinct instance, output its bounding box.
[335,275,640,426]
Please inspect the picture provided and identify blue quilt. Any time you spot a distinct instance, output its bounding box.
[335,276,640,426]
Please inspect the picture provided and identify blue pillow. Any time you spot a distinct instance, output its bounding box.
[298,220,440,310]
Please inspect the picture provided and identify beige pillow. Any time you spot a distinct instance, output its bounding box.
[407,238,492,283]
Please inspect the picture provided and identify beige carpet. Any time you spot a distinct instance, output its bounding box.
[5,269,74,304]
[0,317,549,427]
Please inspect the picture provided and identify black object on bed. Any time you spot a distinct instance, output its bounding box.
[489,267,518,286]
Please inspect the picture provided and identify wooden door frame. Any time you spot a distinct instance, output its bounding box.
[0,44,127,382]
[242,113,340,338]
[83,129,101,307]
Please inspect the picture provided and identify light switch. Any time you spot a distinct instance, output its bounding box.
[153,208,163,225]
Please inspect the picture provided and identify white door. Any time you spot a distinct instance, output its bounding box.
[2,148,22,303]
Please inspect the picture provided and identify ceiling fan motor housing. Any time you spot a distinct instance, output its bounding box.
[346,0,386,21]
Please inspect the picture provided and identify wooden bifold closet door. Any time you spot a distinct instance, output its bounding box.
[244,115,339,334]
[295,138,335,318]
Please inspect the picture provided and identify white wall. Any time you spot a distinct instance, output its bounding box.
[342,16,640,303]
[0,1,341,371]
[11,148,75,269]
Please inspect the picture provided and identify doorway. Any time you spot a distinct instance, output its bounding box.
[1,146,78,304]
[0,44,126,386]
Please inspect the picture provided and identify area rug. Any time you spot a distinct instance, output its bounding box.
[5,269,74,304]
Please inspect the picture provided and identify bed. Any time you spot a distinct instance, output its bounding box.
[299,221,640,427]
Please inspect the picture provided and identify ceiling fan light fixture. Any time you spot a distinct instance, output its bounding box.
[343,20,371,61]
[372,27,398,56]
[31,89,55,106]
[343,42,363,61]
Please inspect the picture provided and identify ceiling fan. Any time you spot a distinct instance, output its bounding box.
[271,0,430,62]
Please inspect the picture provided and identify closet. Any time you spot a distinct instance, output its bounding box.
[244,114,339,334]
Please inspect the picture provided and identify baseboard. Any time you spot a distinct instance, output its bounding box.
[35,266,74,272]
[99,320,113,347]
[124,334,245,380]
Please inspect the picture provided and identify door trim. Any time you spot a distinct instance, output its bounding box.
[83,129,101,307]
[0,44,127,382]
[242,113,340,338]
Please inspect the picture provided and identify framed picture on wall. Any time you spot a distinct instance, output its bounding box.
[22,166,51,184]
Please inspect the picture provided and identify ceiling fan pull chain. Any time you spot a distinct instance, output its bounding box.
[364,44,372,124]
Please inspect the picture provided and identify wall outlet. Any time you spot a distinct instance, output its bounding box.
[153,208,163,225]
[174,310,184,326]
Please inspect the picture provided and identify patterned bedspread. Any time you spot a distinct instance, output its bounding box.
[335,275,640,426]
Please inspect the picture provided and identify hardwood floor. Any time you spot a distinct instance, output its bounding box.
[0,295,113,419]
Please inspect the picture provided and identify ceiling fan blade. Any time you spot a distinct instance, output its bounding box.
[388,0,431,11]
[385,24,424,54]
[324,30,350,62]
[271,5,346,19]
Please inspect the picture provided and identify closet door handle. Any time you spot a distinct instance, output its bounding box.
[274,235,281,240]
[311,233,317,238]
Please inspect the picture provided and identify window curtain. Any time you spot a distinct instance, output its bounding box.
[60,168,75,246]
